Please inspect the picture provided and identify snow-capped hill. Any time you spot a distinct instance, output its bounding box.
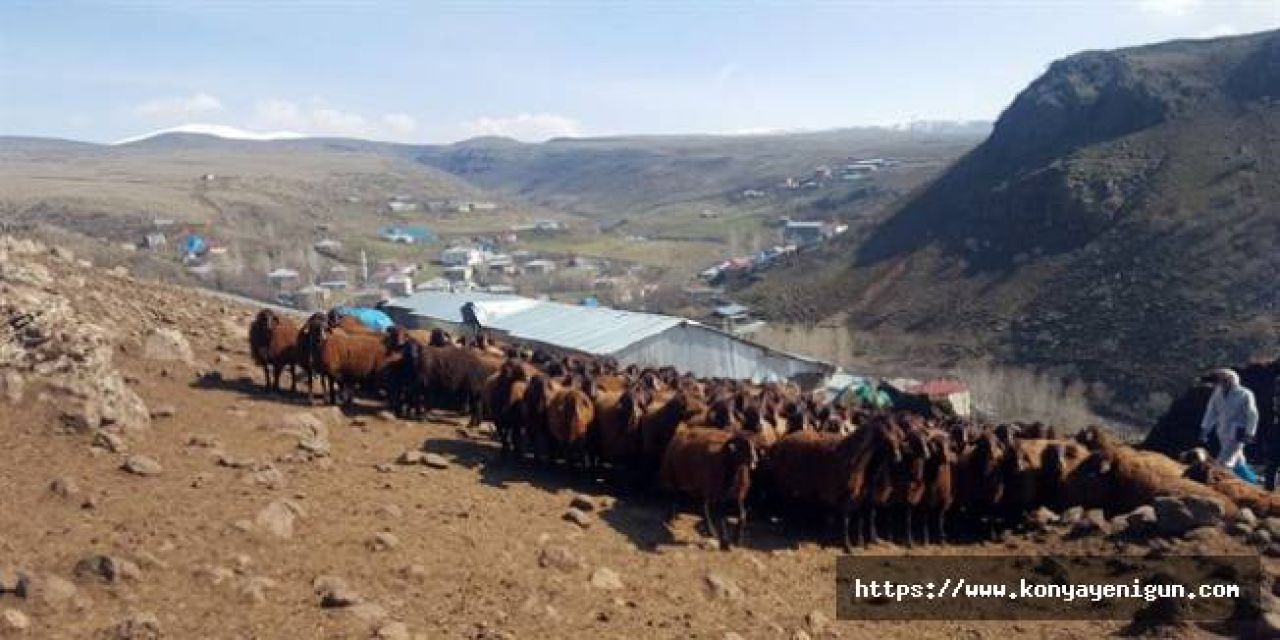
[114,123,309,145]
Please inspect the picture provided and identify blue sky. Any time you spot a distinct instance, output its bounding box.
[2,1,1278,143]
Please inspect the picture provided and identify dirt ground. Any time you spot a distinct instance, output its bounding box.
[0,244,1268,639]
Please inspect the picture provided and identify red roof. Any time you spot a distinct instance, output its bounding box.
[908,379,968,396]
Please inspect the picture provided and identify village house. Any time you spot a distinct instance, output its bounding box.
[440,246,484,267]
[782,220,829,247]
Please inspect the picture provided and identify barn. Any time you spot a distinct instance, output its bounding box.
[383,291,833,386]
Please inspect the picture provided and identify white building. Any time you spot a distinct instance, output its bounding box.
[383,292,833,384]
[440,246,483,267]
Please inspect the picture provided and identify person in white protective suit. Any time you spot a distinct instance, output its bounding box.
[1199,368,1260,467]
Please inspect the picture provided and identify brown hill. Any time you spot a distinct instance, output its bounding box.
[746,30,1280,422]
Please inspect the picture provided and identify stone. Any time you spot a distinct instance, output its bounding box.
[1126,505,1158,536]
[399,564,428,583]
[73,554,141,583]
[314,576,361,608]
[1070,509,1109,538]
[0,372,24,404]
[376,621,411,640]
[368,532,400,552]
[109,612,162,640]
[0,569,28,597]
[142,327,194,365]
[1249,529,1273,547]
[347,602,388,623]
[280,412,330,440]
[256,499,305,539]
[723,633,745,640]
[1060,506,1084,526]
[149,405,177,419]
[92,430,126,453]
[187,434,222,449]
[792,631,813,640]
[49,477,80,499]
[121,455,162,477]
[422,453,450,469]
[1182,495,1227,527]
[589,567,623,591]
[377,504,404,519]
[240,576,277,604]
[396,450,425,465]
[564,508,592,528]
[538,545,582,572]
[1263,517,1280,539]
[805,609,830,633]
[1027,506,1057,531]
[1153,497,1198,536]
[570,494,595,512]
[376,410,397,422]
[296,435,331,458]
[1236,507,1259,528]
[703,573,744,602]
[1227,520,1254,537]
[25,574,77,608]
[1,609,30,633]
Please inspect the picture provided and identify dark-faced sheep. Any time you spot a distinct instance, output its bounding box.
[248,309,301,394]
[318,328,397,409]
[659,427,761,549]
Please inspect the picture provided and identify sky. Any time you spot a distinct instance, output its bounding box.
[2,0,1279,144]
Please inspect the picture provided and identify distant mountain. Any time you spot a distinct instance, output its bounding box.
[114,123,308,144]
[747,29,1280,421]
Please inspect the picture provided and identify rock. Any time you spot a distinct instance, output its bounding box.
[142,327,194,365]
[376,621,411,640]
[187,434,222,449]
[570,494,596,512]
[1153,497,1198,536]
[49,477,81,499]
[1182,495,1227,527]
[24,574,76,608]
[804,609,830,633]
[422,453,449,469]
[396,450,425,465]
[723,633,745,640]
[149,405,177,419]
[792,631,813,640]
[703,573,744,602]
[296,435,331,458]
[109,612,162,640]
[368,532,400,552]
[73,554,141,583]
[589,567,623,591]
[1070,509,1109,538]
[376,410,397,422]
[256,499,305,539]
[280,412,331,440]
[538,545,582,572]
[1249,529,1273,547]
[0,371,24,404]
[1263,517,1280,539]
[1236,507,1259,528]
[1227,520,1254,537]
[314,575,361,608]
[0,569,28,597]
[121,454,162,476]
[92,429,127,453]
[240,576,277,604]
[377,504,404,519]
[1126,505,1158,536]
[399,564,428,583]
[1060,506,1084,526]
[1027,506,1057,531]
[1,609,30,633]
[1185,526,1222,543]
[563,508,592,529]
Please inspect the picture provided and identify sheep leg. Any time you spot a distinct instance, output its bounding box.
[867,506,880,546]
[703,499,721,542]
[919,508,931,546]
[936,510,948,545]
[270,364,284,394]
[903,507,914,549]
[733,498,747,549]
[288,364,298,394]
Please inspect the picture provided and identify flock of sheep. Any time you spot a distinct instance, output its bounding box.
[249,308,1278,551]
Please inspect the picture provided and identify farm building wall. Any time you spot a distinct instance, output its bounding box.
[615,323,830,385]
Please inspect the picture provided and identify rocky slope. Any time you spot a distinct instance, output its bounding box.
[746,30,1280,420]
[5,235,1280,638]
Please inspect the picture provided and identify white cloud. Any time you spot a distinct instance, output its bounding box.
[460,113,582,141]
[1197,23,1239,38]
[251,99,417,140]
[1137,0,1203,16]
[381,113,418,135]
[133,93,224,120]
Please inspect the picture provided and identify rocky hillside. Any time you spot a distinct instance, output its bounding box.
[747,30,1280,421]
[7,235,1280,637]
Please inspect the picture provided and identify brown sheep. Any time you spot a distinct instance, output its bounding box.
[248,309,301,394]
[659,427,761,549]
[296,313,330,403]
[483,359,533,457]
[592,386,647,467]
[416,343,504,425]
[1182,450,1280,516]
[868,425,930,546]
[521,374,562,462]
[763,416,904,551]
[546,375,597,467]
[953,426,1014,537]
[638,389,709,469]
[919,429,956,545]
[1079,436,1238,517]
[318,328,398,409]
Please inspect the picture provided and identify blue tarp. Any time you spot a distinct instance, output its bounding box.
[334,306,395,331]
[181,234,207,257]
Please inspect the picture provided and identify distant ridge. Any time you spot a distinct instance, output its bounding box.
[113,123,308,145]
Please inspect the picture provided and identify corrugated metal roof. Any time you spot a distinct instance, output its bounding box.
[384,291,683,356]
